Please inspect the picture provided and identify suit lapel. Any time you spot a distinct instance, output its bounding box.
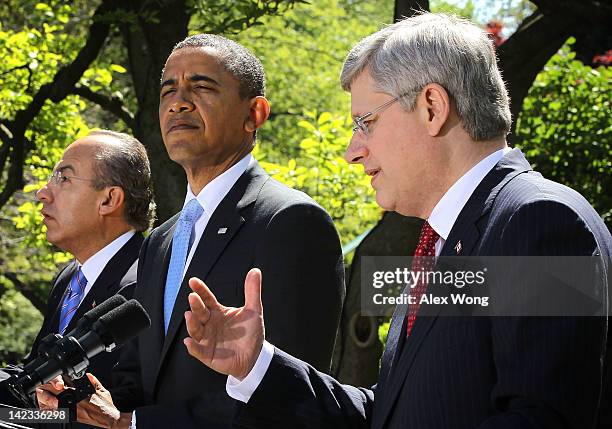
[64,234,144,334]
[374,291,442,429]
[440,148,533,258]
[160,209,246,358]
[375,149,533,428]
[144,221,177,364]
[154,162,269,387]
[372,290,408,429]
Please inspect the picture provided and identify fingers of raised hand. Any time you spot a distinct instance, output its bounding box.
[183,336,210,364]
[86,372,107,394]
[244,268,263,314]
[188,277,220,309]
[186,293,210,340]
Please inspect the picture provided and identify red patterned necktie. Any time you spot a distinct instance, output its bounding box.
[406,221,440,336]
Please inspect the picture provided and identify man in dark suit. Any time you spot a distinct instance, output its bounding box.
[181,13,611,429]
[57,35,344,429]
[4,131,153,417]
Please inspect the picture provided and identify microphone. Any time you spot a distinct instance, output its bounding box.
[6,299,150,403]
[66,294,127,339]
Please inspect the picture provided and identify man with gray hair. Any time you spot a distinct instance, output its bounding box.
[181,12,611,429]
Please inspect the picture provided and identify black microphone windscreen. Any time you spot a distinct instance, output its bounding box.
[82,295,127,325]
[98,300,151,346]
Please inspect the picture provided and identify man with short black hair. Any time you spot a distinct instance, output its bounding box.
[41,34,345,429]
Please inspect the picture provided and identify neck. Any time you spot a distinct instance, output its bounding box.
[71,224,132,263]
[185,147,251,196]
[413,136,507,219]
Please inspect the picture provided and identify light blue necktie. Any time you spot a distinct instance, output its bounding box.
[163,198,203,333]
[58,267,87,335]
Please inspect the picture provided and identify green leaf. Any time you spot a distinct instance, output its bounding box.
[110,64,127,73]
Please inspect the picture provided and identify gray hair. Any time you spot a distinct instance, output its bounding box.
[340,12,512,141]
[88,130,156,232]
[171,34,266,100]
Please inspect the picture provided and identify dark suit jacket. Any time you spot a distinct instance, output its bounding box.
[235,148,612,429]
[112,160,345,428]
[26,233,143,389]
[0,233,143,428]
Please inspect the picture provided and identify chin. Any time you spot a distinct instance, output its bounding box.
[374,193,396,212]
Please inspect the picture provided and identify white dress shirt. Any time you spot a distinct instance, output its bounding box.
[131,153,252,429]
[182,153,253,279]
[226,147,511,403]
[76,230,135,301]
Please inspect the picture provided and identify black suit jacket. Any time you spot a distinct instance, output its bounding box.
[112,160,345,428]
[0,234,143,427]
[27,233,143,388]
[236,148,612,429]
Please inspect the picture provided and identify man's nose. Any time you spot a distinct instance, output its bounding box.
[344,134,368,164]
[36,182,52,203]
[169,88,195,113]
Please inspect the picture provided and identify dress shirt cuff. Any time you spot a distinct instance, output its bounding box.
[226,341,274,403]
[130,411,136,429]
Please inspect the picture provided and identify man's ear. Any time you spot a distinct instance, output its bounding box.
[420,83,451,137]
[244,96,271,133]
[99,186,125,217]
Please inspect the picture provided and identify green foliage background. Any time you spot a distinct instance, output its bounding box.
[515,39,611,223]
[0,0,610,363]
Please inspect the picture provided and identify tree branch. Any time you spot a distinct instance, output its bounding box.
[394,0,429,21]
[3,272,47,314]
[497,0,611,140]
[0,0,119,210]
[497,10,574,139]
[71,85,136,130]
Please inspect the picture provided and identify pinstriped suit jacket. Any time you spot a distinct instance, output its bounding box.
[235,148,612,429]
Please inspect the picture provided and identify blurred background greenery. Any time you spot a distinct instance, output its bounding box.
[0,0,609,385]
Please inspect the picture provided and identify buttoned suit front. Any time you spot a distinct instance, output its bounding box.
[112,160,345,428]
[234,149,611,429]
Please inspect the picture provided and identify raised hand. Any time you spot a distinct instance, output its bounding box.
[184,268,265,380]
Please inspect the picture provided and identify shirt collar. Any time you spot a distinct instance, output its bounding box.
[79,230,135,286]
[428,147,511,240]
[184,153,253,215]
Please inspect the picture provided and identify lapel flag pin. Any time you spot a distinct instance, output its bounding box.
[218,227,228,234]
[454,241,462,254]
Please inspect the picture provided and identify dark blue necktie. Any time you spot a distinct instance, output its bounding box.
[58,267,87,334]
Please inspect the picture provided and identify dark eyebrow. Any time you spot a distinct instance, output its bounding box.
[160,78,176,90]
[188,74,219,86]
[56,165,76,175]
[160,74,220,91]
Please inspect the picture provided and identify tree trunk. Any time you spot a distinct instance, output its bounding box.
[394,0,429,22]
[333,212,422,386]
[122,0,190,223]
[497,10,574,140]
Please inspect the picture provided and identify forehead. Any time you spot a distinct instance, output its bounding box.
[162,47,233,82]
[56,136,109,171]
[349,70,387,115]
